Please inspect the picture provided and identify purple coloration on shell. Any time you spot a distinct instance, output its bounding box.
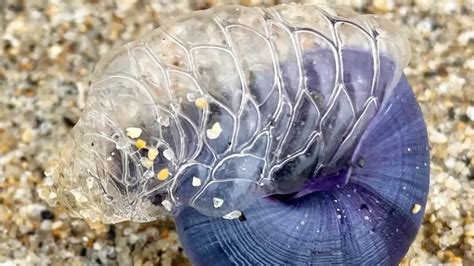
[175,61,429,265]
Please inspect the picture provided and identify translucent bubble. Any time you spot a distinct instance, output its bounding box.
[48,4,410,222]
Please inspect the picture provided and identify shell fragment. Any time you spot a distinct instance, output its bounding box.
[213,197,224,208]
[157,168,170,181]
[147,148,159,161]
[140,157,153,168]
[411,204,422,214]
[192,177,202,187]
[161,200,172,211]
[126,127,142,139]
[163,149,174,160]
[135,139,146,149]
[195,97,208,109]
[206,122,223,140]
[223,210,242,220]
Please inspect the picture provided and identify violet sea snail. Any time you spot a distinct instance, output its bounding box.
[43,4,430,265]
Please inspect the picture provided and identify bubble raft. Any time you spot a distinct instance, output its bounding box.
[47,5,412,223]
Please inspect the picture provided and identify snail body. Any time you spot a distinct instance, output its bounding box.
[45,4,430,265]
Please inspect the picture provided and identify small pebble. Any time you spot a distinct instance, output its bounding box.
[40,210,55,220]
[429,129,448,144]
[40,220,53,231]
[466,106,474,121]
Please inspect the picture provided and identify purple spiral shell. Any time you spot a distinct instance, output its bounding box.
[44,4,429,264]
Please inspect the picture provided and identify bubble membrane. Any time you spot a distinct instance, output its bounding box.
[44,4,410,223]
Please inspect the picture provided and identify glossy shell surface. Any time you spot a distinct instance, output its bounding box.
[175,70,429,265]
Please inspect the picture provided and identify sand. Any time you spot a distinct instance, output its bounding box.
[0,0,472,265]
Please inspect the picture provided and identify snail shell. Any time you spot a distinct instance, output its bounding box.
[46,4,429,264]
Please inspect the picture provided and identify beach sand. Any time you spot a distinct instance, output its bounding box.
[0,0,472,265]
